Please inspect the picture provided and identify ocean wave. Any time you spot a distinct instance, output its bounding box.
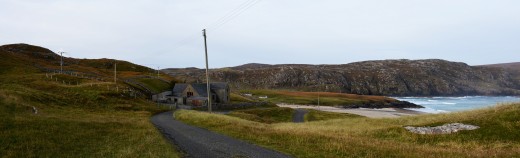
[441,102,456,105]
[398,96,520,113]
[405,107,448,114]
[412,102,436,105]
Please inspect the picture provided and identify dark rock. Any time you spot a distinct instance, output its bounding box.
[341,100,422,108]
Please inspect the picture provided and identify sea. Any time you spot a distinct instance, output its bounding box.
[393,96,520,114]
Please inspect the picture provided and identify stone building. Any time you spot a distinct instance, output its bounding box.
[170,83,230,106]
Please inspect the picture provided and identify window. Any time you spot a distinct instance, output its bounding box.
[187,92,193,97]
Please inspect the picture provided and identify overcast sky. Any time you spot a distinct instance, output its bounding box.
[1,0,519,68]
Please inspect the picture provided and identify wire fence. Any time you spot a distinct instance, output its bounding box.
[38,64,149,99]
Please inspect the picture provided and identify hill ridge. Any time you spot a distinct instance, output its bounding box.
[1,43,174,95]
[164,59,520,96]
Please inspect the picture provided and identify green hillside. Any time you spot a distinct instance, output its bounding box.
[0,43,174,95]
[0,44,179,157]
[135,77,172,93]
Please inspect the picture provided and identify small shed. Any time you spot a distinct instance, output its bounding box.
[152,91,173,102]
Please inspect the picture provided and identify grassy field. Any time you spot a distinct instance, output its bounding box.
[0,106,179,157]
[0,72,180,157]
[304,109,363,121]
[230,93,255,103]
[176,103,520,157]
[227,107,295,123]
[240,89,396,106]
[227,107,365,123]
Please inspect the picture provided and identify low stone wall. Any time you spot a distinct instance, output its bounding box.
[405,123,479,134]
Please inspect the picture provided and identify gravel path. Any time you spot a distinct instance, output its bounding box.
[292,109,308,123]
[151,111,292,158]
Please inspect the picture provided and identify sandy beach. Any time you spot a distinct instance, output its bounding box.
[277,104,425,118]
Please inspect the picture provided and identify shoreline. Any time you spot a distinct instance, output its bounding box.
[392,108,427,115]
[277,104,426,118]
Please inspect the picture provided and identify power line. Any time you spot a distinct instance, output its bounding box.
[206,0,261,31]
[169,0,263,51]
[205,0,256,29]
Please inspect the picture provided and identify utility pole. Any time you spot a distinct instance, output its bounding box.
[318,91,320,107]
[60,52,64,74]
[318,84,320,108]
[203,29,211,112]
[317,75,320,109]
[157,66,160,78]
[114,63,117,83]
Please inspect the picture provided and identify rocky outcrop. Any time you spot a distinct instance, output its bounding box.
[163,59,520,96]
[404,123,480,134]
[342,100,421,108]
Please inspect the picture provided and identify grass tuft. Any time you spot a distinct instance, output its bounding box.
[227,107,295,123]
[304,109,363,121]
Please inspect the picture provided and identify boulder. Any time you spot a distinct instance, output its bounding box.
[404,123,479,134]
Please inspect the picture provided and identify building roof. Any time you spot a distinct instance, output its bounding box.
[191,83,209,97]
[172,83,229,97]
[172,83,188,95]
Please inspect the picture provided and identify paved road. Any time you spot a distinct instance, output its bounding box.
[151,111,292,158]
[292,109,308,123]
